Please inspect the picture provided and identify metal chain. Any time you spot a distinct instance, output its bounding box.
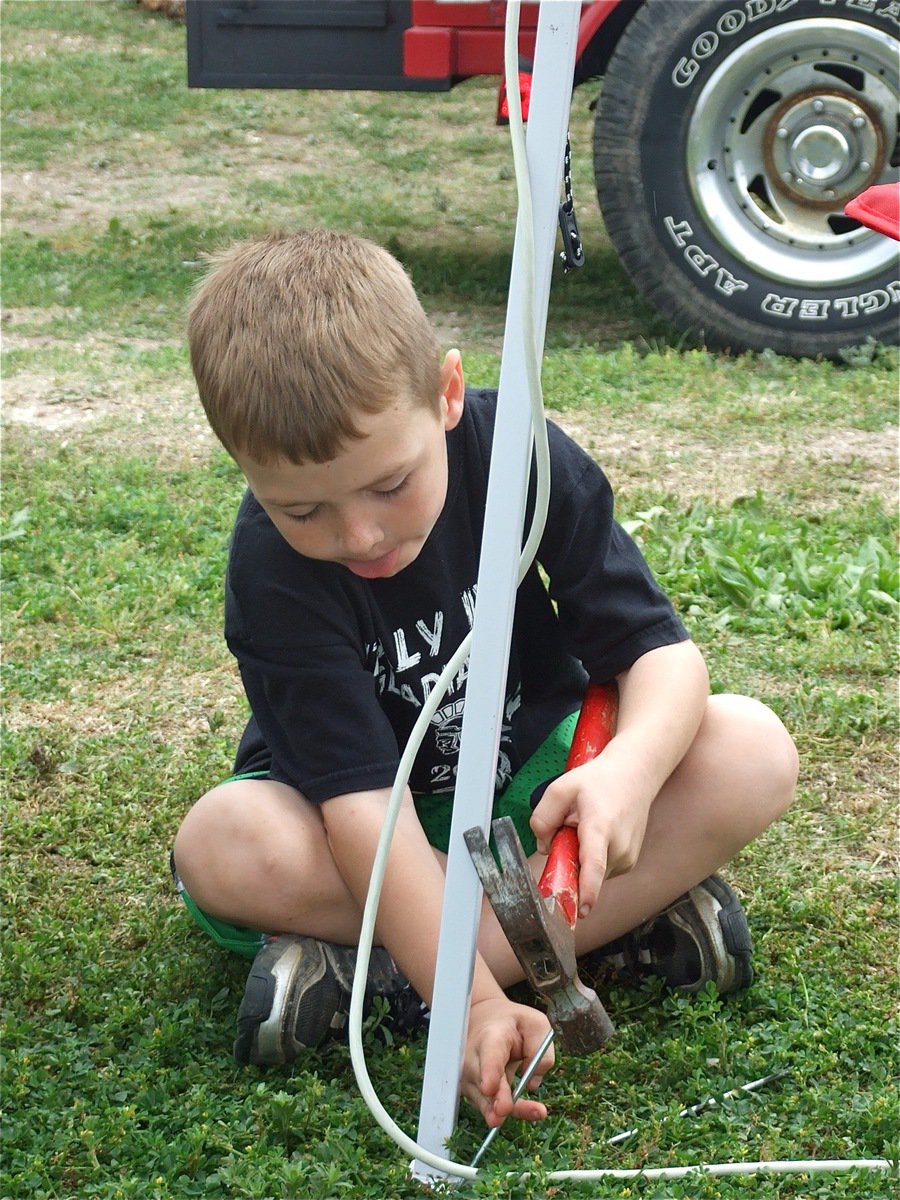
[562,131,575,214]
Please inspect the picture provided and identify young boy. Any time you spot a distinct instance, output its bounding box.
[173,229,798,1130]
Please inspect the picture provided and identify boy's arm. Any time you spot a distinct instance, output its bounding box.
[531,639,709,915]
[321,789,555,1127]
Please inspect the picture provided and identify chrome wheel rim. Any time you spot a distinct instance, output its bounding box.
[688,18,899,286]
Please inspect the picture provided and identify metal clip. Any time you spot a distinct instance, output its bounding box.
[558,203,584,271]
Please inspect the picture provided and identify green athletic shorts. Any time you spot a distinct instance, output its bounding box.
[173,711,579,960]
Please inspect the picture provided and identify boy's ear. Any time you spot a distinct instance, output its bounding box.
[440,349,465,431]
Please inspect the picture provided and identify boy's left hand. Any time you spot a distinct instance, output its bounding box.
[530,753,654,916]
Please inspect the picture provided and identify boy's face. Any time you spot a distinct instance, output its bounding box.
[236,351,465,579]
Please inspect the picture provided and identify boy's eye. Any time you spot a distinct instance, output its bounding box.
[376,475,411,499]
[286,508,318,524]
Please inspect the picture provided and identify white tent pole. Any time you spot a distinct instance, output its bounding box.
[412,2,582,1180]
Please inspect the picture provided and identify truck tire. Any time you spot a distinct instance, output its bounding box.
[593,0,899,357]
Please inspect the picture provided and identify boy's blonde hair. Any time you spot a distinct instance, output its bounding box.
[187,229,442,463]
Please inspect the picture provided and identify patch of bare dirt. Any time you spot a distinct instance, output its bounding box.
[2,165,239,237]
[7,659,245,757]
[1,131,343,236]
[552,411,899,506]
[1,334,217,464]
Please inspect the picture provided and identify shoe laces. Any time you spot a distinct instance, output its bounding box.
[385,985,430,1036]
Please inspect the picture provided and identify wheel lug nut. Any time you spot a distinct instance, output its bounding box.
[852,116,866,129]
[860,160,871,171]
[777,127,789,139]
[812,98,825,113]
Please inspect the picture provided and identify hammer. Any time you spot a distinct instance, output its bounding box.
[464,682,618,1055]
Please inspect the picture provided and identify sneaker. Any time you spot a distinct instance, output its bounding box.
[586,875,754,995]
[233,934,428,1066]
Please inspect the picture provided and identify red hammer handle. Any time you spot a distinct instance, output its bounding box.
[536,681,618,927]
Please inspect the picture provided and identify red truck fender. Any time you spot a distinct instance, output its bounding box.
[404,0,632,88]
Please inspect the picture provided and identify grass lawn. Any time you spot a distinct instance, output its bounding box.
[2,2,897,1197]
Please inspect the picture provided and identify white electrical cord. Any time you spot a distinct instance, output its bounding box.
[344,0,894,1185]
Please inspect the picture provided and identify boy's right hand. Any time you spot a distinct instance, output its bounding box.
[461,997,555,1127]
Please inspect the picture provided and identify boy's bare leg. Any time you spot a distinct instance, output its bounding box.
[173,692,796,985]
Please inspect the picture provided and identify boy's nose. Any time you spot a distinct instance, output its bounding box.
[338,510,384,558]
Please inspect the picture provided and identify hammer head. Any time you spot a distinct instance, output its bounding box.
[465,817,614,1054]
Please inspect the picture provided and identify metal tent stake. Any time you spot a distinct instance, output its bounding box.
[411,2,582,1182]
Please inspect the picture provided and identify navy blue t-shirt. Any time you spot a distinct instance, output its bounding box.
[224,389,688,803]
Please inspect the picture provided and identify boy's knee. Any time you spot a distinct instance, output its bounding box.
[707,693,798,817]
[172,786,234,885]
[173,778,329,891]
[173,782,276,887]
[173,785,283,920]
